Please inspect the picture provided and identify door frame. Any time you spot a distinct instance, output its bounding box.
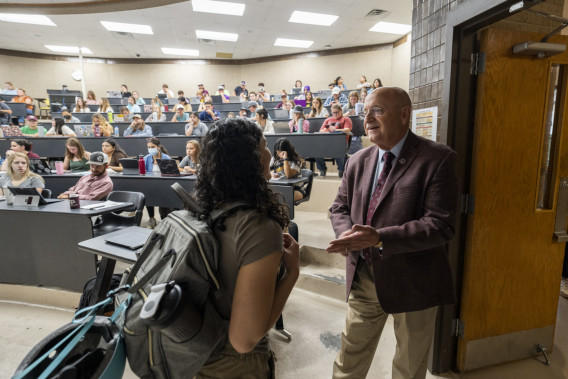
[432,0,546,373]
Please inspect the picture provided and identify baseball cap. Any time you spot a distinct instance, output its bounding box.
[132,114,142,119]
[176,104,185,110]
[304,85,311,92]
[87,152,109,165]
[26,115,38,121]
[248,101,258,108]
[240,81,246,85]
[293,105,304,114]
[332,87,341,94]
[218,85,224,90]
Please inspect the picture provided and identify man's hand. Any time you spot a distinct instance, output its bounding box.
[326,224,380,256]
[58,194,69,199]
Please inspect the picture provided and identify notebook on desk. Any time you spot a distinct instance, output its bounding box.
[105,229,150,250]
[156,159,192,177]
[119,158,140,175]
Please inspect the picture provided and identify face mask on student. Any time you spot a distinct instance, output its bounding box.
[148,148,158,155]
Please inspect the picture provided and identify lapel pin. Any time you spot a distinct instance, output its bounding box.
[399,158,406,165]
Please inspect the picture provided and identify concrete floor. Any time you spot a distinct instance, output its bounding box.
[1,179,568,378]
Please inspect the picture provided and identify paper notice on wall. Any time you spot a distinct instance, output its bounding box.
[411,106,438,141]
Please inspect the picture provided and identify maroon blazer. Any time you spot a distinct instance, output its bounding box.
[330,131,459,314]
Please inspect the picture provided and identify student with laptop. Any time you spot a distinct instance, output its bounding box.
[144,137,172,227]
[57,152,113,201]
[0,152,45,198]
[45,117,76,137]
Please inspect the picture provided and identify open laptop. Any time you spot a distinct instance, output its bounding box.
[119,158,140,175]
[7,187,61,205]
[210,95,222,104]
[29,158,52,175]
[73,125,91,137]
[273,109,290,119]
[106,90,122,98]
[156,159,193,177]
[188,97,201,105]
[105,229,150,250]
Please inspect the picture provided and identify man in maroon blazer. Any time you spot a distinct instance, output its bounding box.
[327,87,459,378]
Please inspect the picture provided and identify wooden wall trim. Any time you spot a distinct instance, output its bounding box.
[0,42,395,66]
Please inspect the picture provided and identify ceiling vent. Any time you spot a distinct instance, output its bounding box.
[111,31,134,39]
[366,9,388,17]
[198,38,216,46]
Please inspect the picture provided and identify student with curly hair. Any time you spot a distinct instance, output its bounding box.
[194,118,299,378]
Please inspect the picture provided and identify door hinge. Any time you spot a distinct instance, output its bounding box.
[453,318,465,338]
[461,194,475,214]
[470,52,486,75]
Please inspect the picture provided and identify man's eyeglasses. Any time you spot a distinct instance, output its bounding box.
[359,107,385,120]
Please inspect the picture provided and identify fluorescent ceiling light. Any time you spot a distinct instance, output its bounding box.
[45,45,93,54]
[274,38,313,48]
[289,11,338,26]
[369,22,411,35]
[100,21,153,35]
[196,30,238,42]
[0,13,56,26]
[162,47,199,57]
[192,0,245,16]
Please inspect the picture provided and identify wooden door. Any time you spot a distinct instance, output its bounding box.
[457,28,568,371]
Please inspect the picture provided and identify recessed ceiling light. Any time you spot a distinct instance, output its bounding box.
[192,0,245,16]
[369,22,411,35]
[45,45,93,54]
[161,47,199,57]
[100,21,153,35]
[196,30,238,42]
[289,11,338,26]
[0,13,56,26]
[274,38,313,48]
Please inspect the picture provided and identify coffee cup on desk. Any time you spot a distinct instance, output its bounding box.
[55,161,64,175]
[69,194,80,209]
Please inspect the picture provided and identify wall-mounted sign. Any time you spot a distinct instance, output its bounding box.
[412,106,438,141]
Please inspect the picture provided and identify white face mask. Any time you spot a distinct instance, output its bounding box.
[148,147,158,155]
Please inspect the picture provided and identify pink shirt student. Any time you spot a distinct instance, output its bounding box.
[58,152,113,200]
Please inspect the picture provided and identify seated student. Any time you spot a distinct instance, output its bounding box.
[288,106,309,133]
[1,81,18,95]
[159,84,175,99]
[151,97,166,112]
[315,104,352,177]
[285,100,296,119]
[0,139,41,171]
[249,91,262,106]
[20,115,47,137]
[120,106,132,122]
[91,113,113,137]
[198,83,209,97]
[334,76,347,91]
[238,108,248,118]
[132,91,146,105]
[308,97,329,119]
[199,101,220,122]
[172,104,190,122]
[257,84,270,102]
[217,85,231,103]
[0,152,45,197]
[226,112,236,118]
[73,97,89,113]
[11,88,33,124]
[179,140,201,174]
[254,108,275,134]
[198,96,212,112]
[176,96,192,112]
[102,138,127,172]
[247,101,259,119]
[324,87,348,107]
[57,152,113,201]
[86,90,101,105]
[124,114,153,137]
[342,91,360,116]
[97,97,113,113]
[144,137,172,227]
[61,107,81,123]
[127,96,141,113]
[271,138,307,201]
[185,112,208,136]
[63,137,91,172]
[233,80,248,97]
[121,84,132,98]
[46,117,76,137]
[146,104,167,122]
[275,93,289,108]
[303,90,314,109]
[0,99,12,125]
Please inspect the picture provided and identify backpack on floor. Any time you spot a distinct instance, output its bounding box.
[115,183,241,378]
[77,274,123,316]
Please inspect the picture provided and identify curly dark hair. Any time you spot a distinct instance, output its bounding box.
[194,118,289,229]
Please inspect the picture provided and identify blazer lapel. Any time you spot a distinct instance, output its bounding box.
[377,132,420,206]
[359,146,380,225]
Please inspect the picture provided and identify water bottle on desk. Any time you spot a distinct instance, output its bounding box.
[114,126,120,137]
[298,117,304,134]
[138,154,146,175]
[107,110,114,123]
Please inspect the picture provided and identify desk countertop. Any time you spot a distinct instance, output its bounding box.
[0,199,132,216]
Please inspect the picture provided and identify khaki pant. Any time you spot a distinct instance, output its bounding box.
[333,259,438,379]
